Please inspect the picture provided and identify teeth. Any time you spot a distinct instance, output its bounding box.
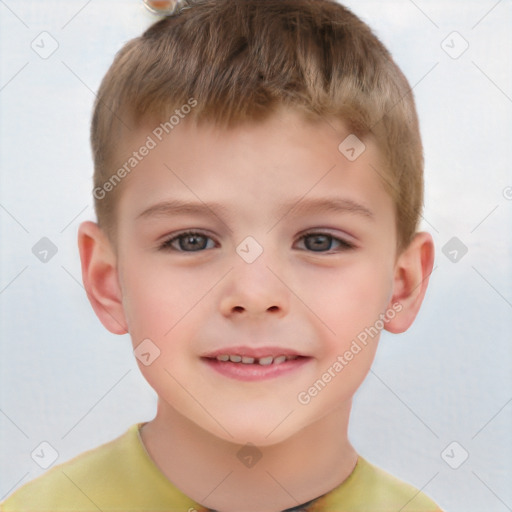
[215,354,298,364]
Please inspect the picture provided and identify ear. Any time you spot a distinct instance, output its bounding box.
[77,221,128,335]
[384,232,435,334]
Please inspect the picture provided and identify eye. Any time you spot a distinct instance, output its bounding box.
[160,231,216,252]
[297,232,355,252]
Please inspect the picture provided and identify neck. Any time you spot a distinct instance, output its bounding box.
[141,401,358,512]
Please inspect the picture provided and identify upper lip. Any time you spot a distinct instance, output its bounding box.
[202,346,306,359]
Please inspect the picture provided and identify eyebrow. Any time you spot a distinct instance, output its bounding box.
[136,199,230,220]
[281,197,374,220]
[135,197,374,223]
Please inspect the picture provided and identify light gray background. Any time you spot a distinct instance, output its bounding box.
[1,1,511,511]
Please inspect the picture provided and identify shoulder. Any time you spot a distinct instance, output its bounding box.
[318,456,443,512]
[0,424,144,512]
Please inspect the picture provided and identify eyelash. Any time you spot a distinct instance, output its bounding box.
[158,230,356,253]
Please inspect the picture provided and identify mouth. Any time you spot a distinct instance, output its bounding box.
[213,353,300,365]
[201,346,311,381]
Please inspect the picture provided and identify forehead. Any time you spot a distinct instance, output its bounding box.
[115,107,393,228]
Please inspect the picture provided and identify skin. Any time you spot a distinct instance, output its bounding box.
[78,106,434,512]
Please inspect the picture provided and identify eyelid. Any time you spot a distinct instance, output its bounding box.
[297,228,357,244]
[160,228,214,240]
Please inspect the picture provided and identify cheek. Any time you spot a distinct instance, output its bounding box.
[308,260,393,342]
[121,266,197,397]
[299,265,392,408]
[120,261,186,344]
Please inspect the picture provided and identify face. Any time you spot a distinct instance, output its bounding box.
[114,106,398,446]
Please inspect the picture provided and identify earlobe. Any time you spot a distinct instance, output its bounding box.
[384,232,435,334]
[77,221,128,335]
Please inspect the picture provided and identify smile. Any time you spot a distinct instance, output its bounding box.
[214,354,299,365]
[202,350,311,381]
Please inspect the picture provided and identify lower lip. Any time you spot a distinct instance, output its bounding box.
[201,357,311,382]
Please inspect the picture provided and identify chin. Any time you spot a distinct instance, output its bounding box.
[203,409,308,448]
[218,426,294,448]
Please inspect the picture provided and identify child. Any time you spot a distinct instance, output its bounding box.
[1,0,441,510]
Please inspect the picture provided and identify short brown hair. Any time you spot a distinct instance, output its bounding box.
[91,0,423,254]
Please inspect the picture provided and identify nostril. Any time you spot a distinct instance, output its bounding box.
[231,305,279,313]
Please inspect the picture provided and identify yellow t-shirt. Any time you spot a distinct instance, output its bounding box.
[1,424,442,512]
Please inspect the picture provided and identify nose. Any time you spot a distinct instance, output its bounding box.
[219,255,290,319]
